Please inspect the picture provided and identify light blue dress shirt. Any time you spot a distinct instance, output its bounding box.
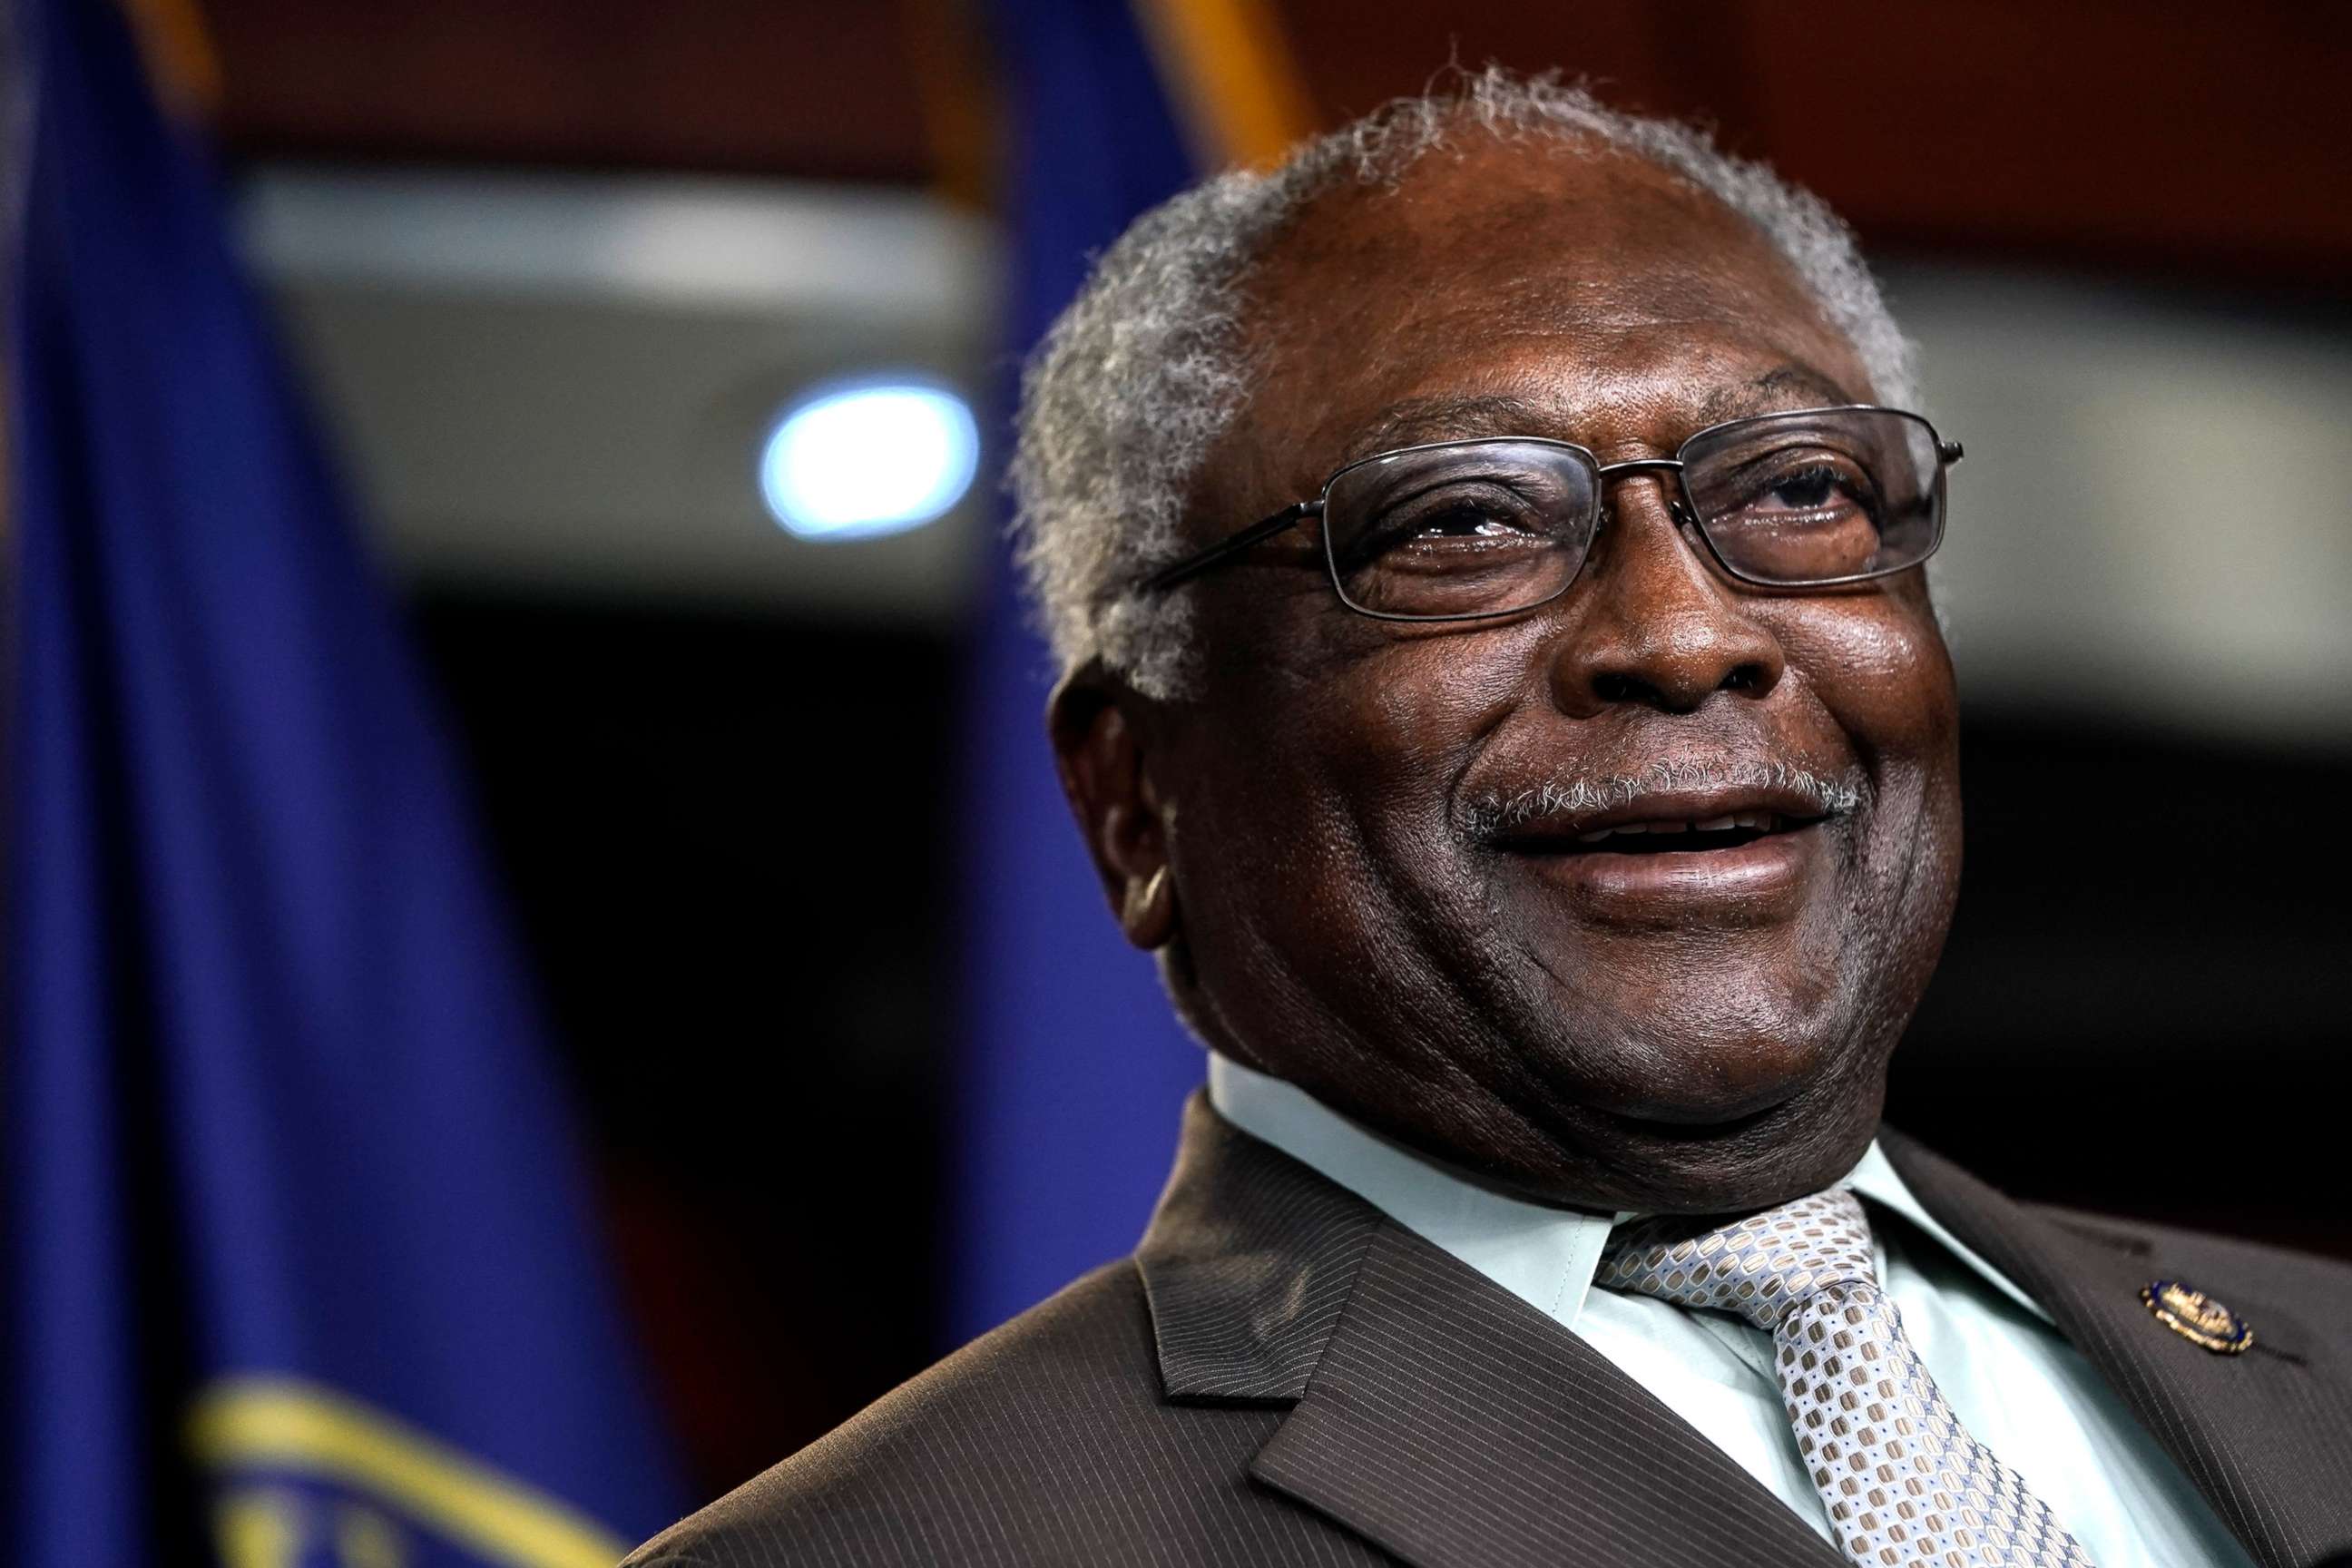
[1208,1052,2255,1567]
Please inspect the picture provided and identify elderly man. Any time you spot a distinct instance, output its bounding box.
[630,74,2352,1567]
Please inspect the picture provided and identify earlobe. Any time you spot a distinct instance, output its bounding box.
[1120,863,1175,950]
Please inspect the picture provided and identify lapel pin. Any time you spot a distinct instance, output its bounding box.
[2140,1279,2253,1354]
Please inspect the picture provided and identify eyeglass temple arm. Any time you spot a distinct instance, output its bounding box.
[1140,500,1322,594]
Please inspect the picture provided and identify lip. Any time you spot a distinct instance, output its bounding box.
[1513,819,1824,920]
[1485,782,1848,846]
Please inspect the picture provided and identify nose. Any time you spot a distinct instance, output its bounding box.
[1546,474,1787,717]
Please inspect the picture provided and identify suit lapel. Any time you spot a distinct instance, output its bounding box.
[1140,1095,1841,1567]
[1247,1222,1843,1568]
[1136,1095,1386,1400]
[1883,1129,2352,1566]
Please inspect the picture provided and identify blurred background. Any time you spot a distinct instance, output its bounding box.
[7,0,2350,1560]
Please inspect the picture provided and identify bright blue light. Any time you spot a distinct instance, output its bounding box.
[759,379,980,541]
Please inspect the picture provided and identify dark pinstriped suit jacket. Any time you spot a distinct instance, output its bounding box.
[625,1097,2352,1567]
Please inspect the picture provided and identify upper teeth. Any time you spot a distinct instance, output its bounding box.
[1574,811,1781,844]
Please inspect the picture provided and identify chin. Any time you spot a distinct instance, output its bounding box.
[1620,1065,1888,1212]
[1536,990,1847,1120]
[1602,1052,1819,1126]
[1500,1021,1890,1211]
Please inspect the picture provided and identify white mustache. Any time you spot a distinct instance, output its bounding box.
[1463,759,1864,839]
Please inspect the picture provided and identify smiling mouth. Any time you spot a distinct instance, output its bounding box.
[1477,779,1846,909]
[1492,799,1832,916]
[1476,770,1862,912]
[1561,810,1808,855]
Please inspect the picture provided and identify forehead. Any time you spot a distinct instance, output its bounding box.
[1223,133,1873,495]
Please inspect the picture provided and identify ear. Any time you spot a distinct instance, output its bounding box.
[1048,663,1177,951]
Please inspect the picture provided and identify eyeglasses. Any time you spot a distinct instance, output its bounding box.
[1141,405,1961,622]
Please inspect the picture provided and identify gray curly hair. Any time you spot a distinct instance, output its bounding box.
[1009,68,1917,699]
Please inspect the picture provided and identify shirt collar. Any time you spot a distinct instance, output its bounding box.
[1206,1051,2050,1329]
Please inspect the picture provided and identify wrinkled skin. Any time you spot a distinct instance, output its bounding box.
[1052,132,1962,1215]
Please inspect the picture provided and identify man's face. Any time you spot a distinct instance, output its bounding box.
[1071,135,1962,1212]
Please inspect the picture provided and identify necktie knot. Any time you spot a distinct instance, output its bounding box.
[1598,1188,1879,1334]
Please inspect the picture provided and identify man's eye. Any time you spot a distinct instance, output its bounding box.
[1760,463,1867,512]
[1336,505,1508,570]
[1769,466,1841,508]
[1405,502,1527,540]
[1371,483,1553,543]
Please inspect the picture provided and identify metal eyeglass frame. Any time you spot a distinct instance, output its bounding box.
[1138,404,1964,622]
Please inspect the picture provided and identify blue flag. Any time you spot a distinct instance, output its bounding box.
[3,0,682,1562]
[951,0,1210,1344]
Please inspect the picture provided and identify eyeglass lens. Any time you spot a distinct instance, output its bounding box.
[1319,408,1942,618]
[1679,408,1941,588]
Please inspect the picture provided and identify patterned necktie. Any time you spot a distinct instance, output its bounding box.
[1598,1190,2094,1568]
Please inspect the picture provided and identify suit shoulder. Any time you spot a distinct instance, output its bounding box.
[622,1258,1291,1567]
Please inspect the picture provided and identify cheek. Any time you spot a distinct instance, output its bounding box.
[1200,573,1528,785]
[1775,593,1957,783]
[1772,591,1963,956]
[1307,632,1540,864]
[1183,625,1523,946]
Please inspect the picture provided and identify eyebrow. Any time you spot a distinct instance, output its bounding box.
[1700,365,1861,423]
[1342,364,1864,463]
[1344,395,1553,460]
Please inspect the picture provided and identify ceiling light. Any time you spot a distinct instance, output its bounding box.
[759,379,979,542]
